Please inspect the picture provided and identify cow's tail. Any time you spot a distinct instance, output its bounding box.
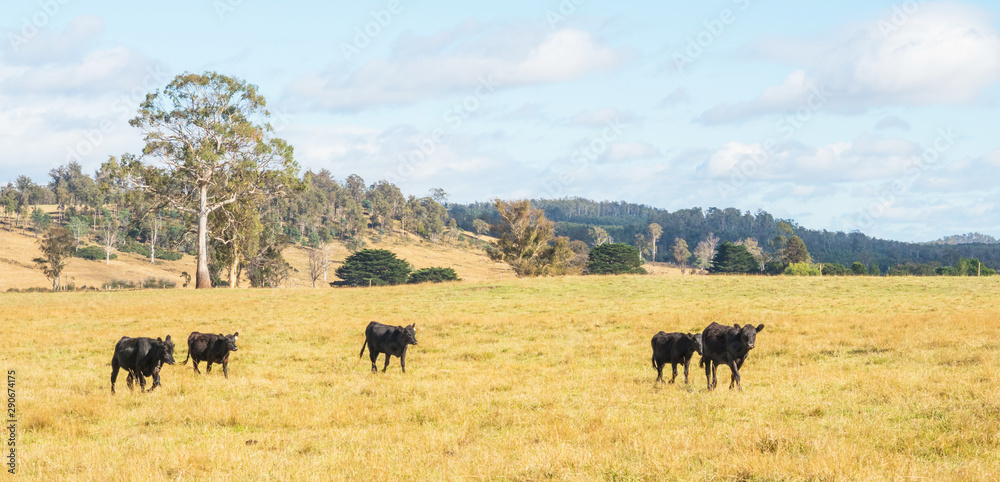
[359,339,368,358]
[699,356,705,368]
[651,354,656,369]
[182,351,190,365]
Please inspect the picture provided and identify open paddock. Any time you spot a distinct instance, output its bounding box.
[3,275,999,479]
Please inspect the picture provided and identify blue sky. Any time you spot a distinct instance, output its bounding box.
[2,0,999,242]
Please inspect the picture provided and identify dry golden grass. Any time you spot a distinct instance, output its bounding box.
[0,226,197,291]
[3,275,999,480]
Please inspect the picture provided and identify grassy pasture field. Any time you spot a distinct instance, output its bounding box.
[3,275,1000,480]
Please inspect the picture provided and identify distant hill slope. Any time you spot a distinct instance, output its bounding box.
[929,233,999,245]
[450,198,1000,270]
[0,226,514,291]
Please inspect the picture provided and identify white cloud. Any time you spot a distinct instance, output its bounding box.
[658,87,691,107]
[601,141,662,163]
[0,16,167,183]
[874,115,911,131]
[1,15,103,65]
[697,134,922,182]
[287,24,627,112]
[568,107,642,127]
[700,2,1000,123]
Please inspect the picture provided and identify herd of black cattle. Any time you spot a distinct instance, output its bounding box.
[109,321,763,393]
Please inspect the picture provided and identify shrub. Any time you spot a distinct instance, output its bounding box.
[821,263,850,276]
[335,249,411,287]
[119,241,183,261]
[74,245,116,261]
[709,242,759,274]
[764,260,786,275]
[851,262,867,275]
[103,279,136,290]
[587,243,646,275]
[119,241,151,257]
[142,278,177,289]
[409,267,460,284]
[784,262,821,276]
[157,250,184,261]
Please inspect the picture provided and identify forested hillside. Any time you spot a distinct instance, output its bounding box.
[449,198,1000,271]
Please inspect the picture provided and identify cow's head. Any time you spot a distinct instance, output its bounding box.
[404,324,418,345]
[224,332,239,352]
[158,335,176,365]
[734,323,764,350]
[691,332,704,355]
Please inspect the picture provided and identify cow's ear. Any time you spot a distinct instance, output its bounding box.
[733,323,741,329]
[756,324,765,332]
[157,337,162,342]
[166,335,171,341]
[234,332,239,337]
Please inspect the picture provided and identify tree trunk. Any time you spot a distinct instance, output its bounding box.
[196,185,212,289]
[228,255,240,288]
[150,217,158,264]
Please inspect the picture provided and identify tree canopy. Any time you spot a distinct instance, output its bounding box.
[709,241,759,274]
[486,199,569,276]
[117,71,298,288]
[335,249,412,286]
[587,243,647,275]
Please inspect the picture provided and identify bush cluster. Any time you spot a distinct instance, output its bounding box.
[73,245,116,261]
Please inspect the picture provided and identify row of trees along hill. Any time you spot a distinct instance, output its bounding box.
[4,72,475,289]
[449,198,1000,274]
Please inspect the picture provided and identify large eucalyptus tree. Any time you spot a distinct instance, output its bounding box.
[116,72,298,288]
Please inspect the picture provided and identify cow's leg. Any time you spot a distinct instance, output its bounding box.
[136,372,147,393]
[369,351,379,373]
[704,359,713,390]
[192,358,201,374]
[727,360,741,390]
[126,370,135,391]
[150,365,161,392]
[223,355,230,379]
[654,360,664,383]
[670,362,678,384]
[111,358,120,394]
[382,354,391,373]
[205,361,212,374]
[683,357,691,384]
[711,361,719,389]
[400,351,406,373]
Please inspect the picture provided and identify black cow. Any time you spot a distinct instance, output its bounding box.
[359,321,418,373]
[182,332,239,378]
[110,335,176,394]
[651,331,703,384]
[700,322,764,391]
